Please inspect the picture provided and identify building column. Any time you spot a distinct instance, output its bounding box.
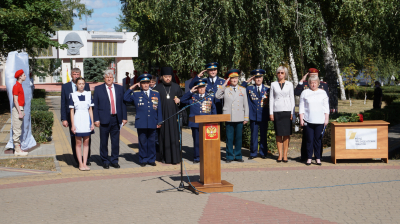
[61,59,71,84]
[75,58,84,78]
[115,57,134,84]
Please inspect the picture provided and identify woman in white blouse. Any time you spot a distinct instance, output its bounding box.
[269,66,295,163]
[299,75,329,166]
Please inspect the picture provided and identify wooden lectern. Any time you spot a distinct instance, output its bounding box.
[188,114,233,193]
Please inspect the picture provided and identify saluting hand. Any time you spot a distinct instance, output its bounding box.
[198,70,207,78]
[246,76,255,83]
[223,78,230,87]
[300,72,309,82]
[190,86,198,93]
[129,82,140,90]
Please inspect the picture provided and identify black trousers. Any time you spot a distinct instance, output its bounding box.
[68,118,91,165]
[99,116,120,165]
[304,123,324,160]
[301,127,324,160]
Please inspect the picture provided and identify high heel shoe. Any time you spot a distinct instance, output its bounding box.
[282,160,288,163]
[276,159,282,163]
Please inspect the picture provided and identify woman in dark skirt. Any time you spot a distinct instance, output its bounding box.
[269,66,295,162]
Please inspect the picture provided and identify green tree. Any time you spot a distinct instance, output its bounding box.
[0,0,65,57]
[84,58,108,82]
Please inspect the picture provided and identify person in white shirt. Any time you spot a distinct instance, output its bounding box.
[269,66,295,163]
[299,75,329,166]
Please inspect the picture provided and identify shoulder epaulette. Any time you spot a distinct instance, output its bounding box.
[240,86,246,89]
[152,90,158,92]
[134,90,141,92]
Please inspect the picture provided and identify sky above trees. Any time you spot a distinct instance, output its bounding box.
[72,0,122,32]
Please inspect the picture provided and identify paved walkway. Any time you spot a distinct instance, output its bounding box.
[0,96,400,223]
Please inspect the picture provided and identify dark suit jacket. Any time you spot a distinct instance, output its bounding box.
[61,82,90,121]
[93,83,127,124]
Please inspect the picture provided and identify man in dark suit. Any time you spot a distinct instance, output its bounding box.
[93,70,127,169]
[61,67,92,166]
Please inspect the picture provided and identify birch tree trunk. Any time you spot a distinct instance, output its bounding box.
[289,47,299,87]
[322,34,339,112]
[335,59,347,100]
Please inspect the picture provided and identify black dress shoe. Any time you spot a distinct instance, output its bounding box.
[86,162,91,166]
[316,162,322,166]
[103,164,109,169]
[148,162,156,166]
[248,156,255,160]
[234,159,244,162]
[261,155,266,159]
[193,161,200,164]
[110,163,120,168]
[140,163,146,167]
[306,162,311,166]
[226,160,232,163]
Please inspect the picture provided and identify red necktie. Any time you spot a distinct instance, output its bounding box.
[109,86,116,114]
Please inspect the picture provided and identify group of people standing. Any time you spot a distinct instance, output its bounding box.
[60,63,331,171]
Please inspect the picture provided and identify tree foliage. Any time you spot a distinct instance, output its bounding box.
[0,0,65,57]
[83,58,108,82]
[120,0,400,82]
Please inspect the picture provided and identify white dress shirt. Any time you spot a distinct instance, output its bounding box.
[105,84,117,114]
[71,81,77,93]
[209,77,217,84]
[299,89,329,124]
[144,89,150,97]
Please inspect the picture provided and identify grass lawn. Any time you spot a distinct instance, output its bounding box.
[0,157,56,171]
[337,99,386,114]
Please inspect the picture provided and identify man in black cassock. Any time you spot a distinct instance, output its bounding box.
[153,67,183,164]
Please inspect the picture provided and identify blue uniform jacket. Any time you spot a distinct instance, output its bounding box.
[294,81,329,97]
[180,91,217,128]
[241,81,270,122]
[123,89,162,129]
[189,76,225,109]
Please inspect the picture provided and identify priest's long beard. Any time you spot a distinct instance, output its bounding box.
[162,79,172,86]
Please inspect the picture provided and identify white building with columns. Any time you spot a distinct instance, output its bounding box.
[0,30,138,85]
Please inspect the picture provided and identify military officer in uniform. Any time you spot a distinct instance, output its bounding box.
[189,62,225,114]
[294,68,329,161]
[180,78,217,163]
[124,74,162,167]
[216,69,249,163]
[241,69,270,159]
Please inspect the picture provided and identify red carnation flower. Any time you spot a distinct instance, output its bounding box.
[358,114,363,122]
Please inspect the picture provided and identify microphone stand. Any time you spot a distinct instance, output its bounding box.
[156,90,214,195]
